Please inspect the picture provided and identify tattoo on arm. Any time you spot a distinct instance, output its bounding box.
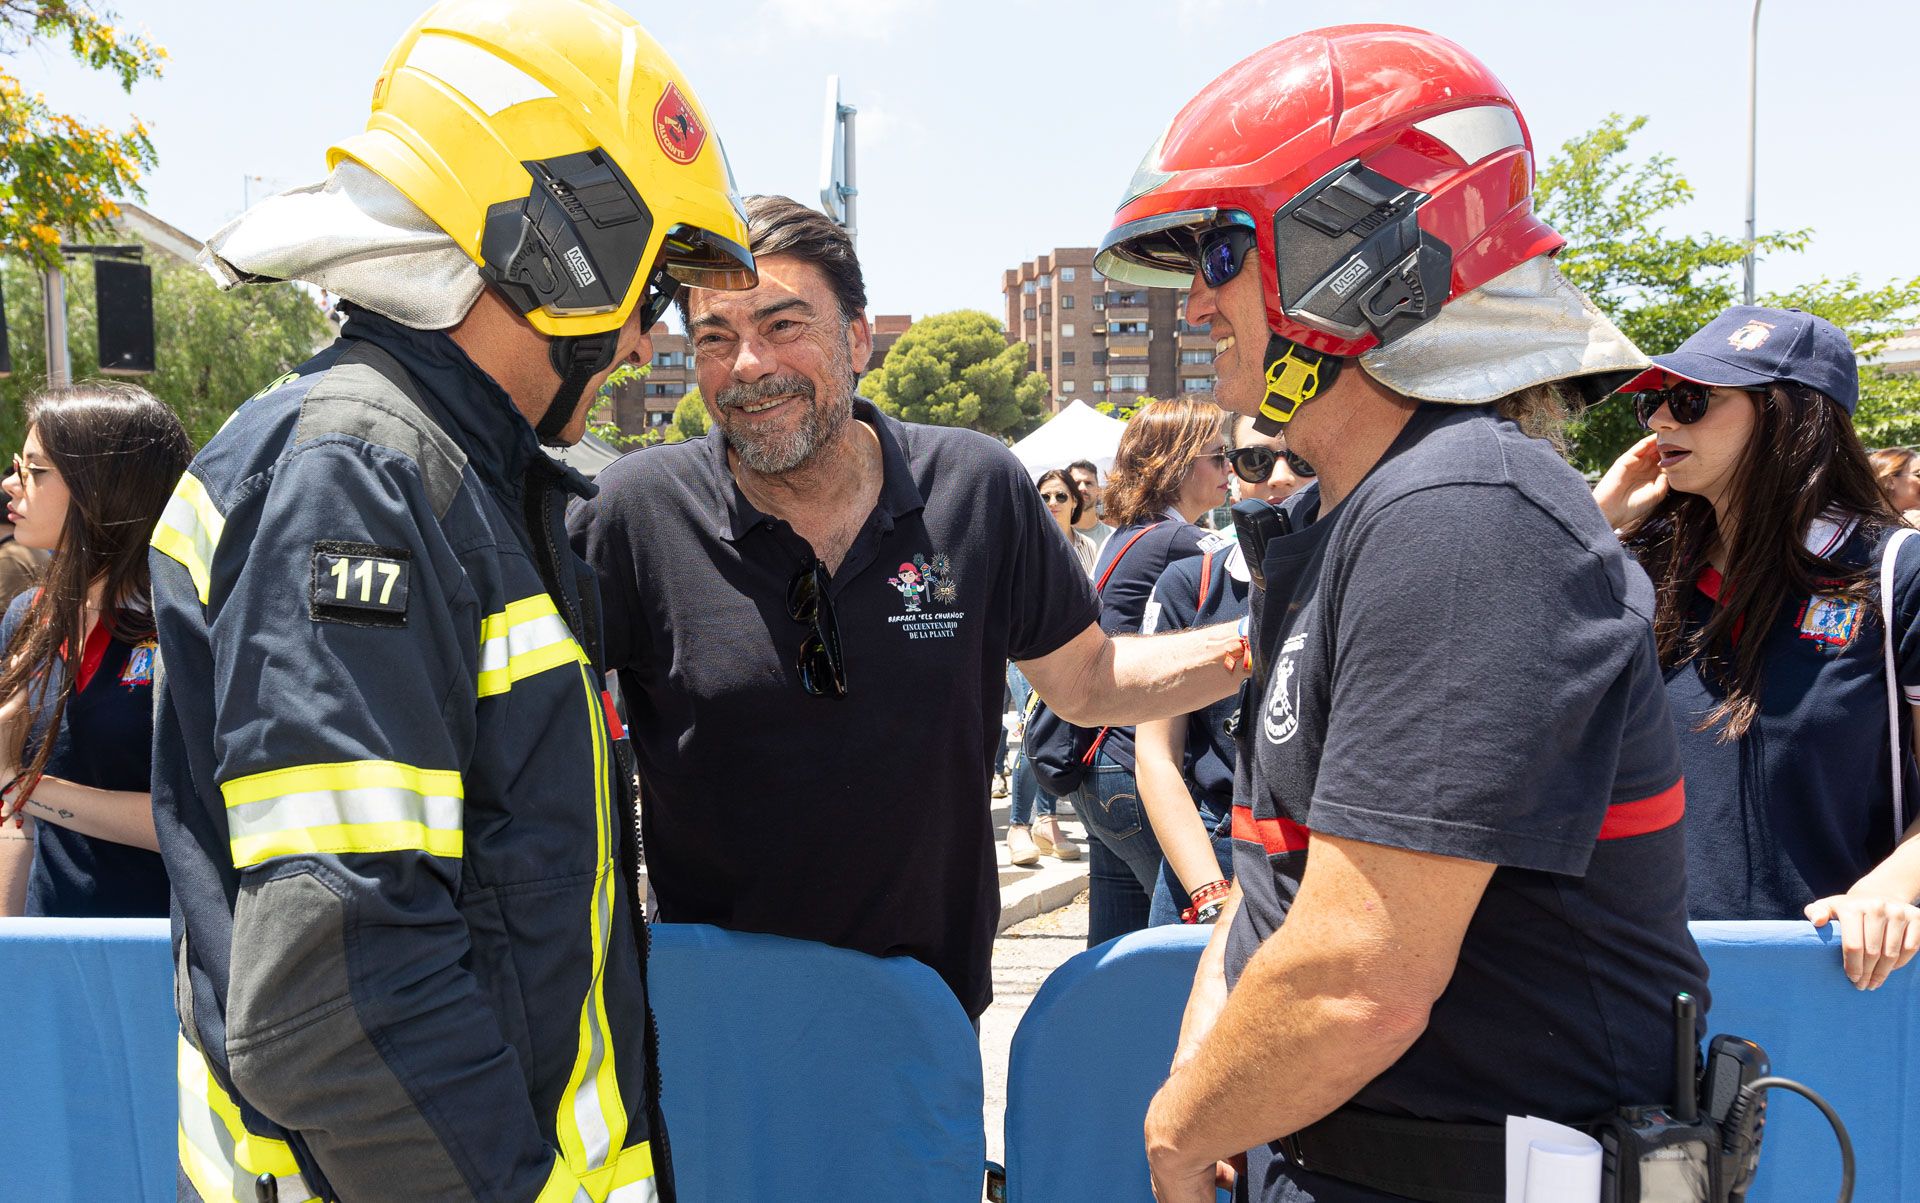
[26,798,73,820]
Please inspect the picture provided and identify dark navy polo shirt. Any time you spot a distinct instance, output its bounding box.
[569,399,1098,1016]
[1671,519,1920,919]
[1089,517,1209,772]
[1142,543,1248,809]
[1226,405,1708,1203]
[2,592,168,918]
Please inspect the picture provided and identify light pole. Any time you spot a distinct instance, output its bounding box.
[1743,0,1764,305]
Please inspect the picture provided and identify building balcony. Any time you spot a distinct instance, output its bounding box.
[1105,334,1151,357]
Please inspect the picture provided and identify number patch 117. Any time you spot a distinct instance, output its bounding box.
[311,541,412,628]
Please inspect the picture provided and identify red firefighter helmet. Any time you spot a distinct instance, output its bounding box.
[1097,24,1562,368]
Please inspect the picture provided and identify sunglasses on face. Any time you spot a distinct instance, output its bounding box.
[1633,383,1762,429]
[10,454,49,485]
[787,558,847,698]
[1197,226,1257,289]
[1226,446,1317,484]
[1039,490,1073,504]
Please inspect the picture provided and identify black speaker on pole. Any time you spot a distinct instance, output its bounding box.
[0,277,11,379]
[95,257,155,375]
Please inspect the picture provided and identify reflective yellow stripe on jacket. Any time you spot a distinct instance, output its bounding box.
[178,1034,319,1203]
[478,595,588,696]
[221,760,463,868]
[151,470,227,606]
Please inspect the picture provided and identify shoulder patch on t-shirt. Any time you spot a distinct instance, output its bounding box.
[1796,593,1862,647]
[1198,528,1235,555]
[311,541,412,628]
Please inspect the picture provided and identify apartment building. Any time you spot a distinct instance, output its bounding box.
[1002,248,1214,413]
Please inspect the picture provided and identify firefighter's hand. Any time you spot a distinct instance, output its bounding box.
[1591,434,1667,530]
[1806,893,1920,990]
[1146,1089,1238,1203]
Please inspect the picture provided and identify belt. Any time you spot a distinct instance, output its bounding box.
[1278,1107,1506,1203]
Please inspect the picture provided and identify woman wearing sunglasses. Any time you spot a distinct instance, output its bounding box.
[1036,467,1099,576]
[0,383,193,917]
[1594,305,1920,989]
[1074,396,1230,945]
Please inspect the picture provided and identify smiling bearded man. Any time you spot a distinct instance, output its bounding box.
[569,194,1257,1019]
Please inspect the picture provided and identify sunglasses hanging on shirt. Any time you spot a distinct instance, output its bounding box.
[786,558,847,698]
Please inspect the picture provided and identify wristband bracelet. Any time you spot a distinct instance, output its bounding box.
[1180,878,1232,924]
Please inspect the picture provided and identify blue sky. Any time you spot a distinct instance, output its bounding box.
[12,0,1917,329]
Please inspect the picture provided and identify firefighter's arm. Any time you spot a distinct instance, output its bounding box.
[1143,833,1492,1201]
[163,443,590,1202]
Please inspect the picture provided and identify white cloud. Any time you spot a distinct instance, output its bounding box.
[755,0,929,40]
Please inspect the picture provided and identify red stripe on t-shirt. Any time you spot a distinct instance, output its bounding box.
[1231,803,1311,854]
[1597,779,1685,840]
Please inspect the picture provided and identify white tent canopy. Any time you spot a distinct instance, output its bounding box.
[1009,401,1127,482]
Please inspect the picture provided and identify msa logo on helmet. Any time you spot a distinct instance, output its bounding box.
[653,82,707,165]
[562,245,597,289]
[1327,257,1372,298]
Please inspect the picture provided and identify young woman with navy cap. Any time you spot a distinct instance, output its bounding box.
[1596,305,1920,990]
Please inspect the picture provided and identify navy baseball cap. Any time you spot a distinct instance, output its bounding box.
[1619,305,1859,414]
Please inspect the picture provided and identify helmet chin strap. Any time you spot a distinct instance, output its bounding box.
[536,330,622,445]
[1252,332,1345,435]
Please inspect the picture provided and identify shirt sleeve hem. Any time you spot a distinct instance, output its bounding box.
[1306,797,1594,877]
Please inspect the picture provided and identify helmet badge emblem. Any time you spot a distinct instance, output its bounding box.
[653,82,706,165]
[1727,320,1775,351]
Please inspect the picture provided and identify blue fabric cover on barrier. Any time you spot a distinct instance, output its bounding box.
[0,916,177,1203]
[648,923,985,1203]
[1006,920,1917,1203]
[0,918,985,1202]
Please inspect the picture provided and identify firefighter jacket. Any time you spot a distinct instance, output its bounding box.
[150,307,669,1203]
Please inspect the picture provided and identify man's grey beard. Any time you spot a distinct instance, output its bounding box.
[713,340,856,475]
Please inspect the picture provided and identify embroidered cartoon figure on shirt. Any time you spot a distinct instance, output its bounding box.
[121,638,157,686]
[1797,594,1862,647]
[889,553,954,613]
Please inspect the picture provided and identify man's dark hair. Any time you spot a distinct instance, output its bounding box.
[1066,459,1100,483]
[676,194,867,328]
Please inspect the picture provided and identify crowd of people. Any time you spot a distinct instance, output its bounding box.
[4,6,1920,1201]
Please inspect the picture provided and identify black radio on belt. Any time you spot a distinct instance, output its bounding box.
[1593,993,1771,1203]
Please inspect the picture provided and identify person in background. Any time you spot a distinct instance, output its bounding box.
[1004,661,1079,866]
[1037,467,1098,575]
[1135,533,1249,929]
[1870,445,1920,526]
[1596,305,1920,990]
[1226,413,1311,506]
[0,384,191,917]
[0,512,44,609]
[1072,397,1231,945]
[1068,459,1114,555]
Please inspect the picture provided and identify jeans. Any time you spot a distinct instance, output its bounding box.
[1072,752,1164,947]
[1007,751,1056,826]
[1147,796,1235,927]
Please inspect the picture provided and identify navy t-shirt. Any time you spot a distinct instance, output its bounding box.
[1089,517,1209,771]
[570,400,1098,1017]
[1,592,168,918]
[1141,541,1249,809]
[1226,405,1709,1203]
[1670,519,1920,918]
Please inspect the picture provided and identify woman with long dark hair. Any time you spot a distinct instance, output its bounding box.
[1596,307,1920,989]
[0,383,193,916]
[1870,445,1920,524]
[1072,396,1229,945]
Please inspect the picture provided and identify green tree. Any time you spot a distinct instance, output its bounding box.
[1537,114,1920,472]
[1,2,165,270]
[0,239,332,449]
[861,310,1050,438]
[669,388,709,442]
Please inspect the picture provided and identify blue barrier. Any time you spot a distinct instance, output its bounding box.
[0,918,984,1203]
[1006,920,1918,1203]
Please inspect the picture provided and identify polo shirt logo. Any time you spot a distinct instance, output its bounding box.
[886,552,964,641]
[1796,594,1862,647]
[1264,631,1308,745]
[121,639,157,686]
